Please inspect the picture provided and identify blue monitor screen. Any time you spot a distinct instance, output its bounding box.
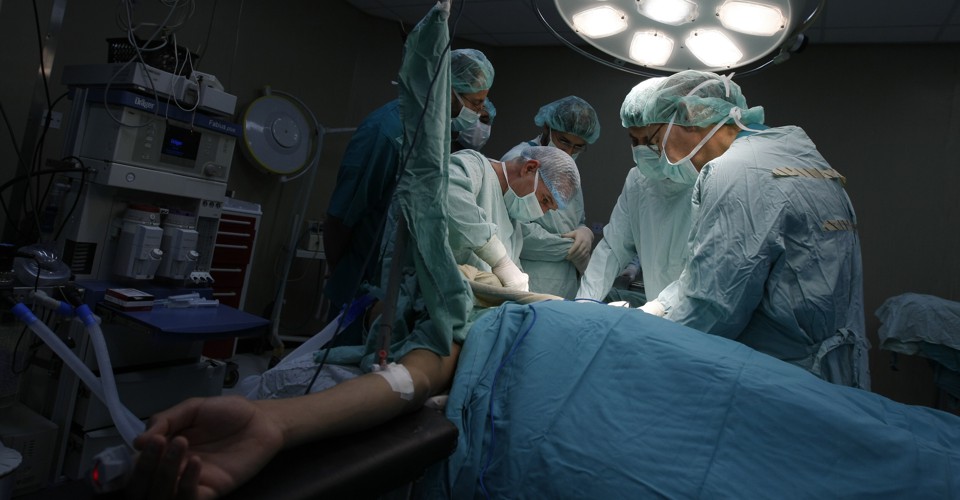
[161,123,201,161]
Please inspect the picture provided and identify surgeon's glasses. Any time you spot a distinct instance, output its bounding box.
[646,123,665,156]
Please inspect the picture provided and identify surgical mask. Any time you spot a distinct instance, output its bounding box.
[502,165,544,222]
[457,121,491,150]
[655,116,727,186]
[452,93,480,132]
[632,145,668,181]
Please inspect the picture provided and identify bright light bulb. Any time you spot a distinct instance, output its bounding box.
[718,1,785,36]
[629,31,674,66]
[572,6,628,39]
[637,0,698,26]
[685,29,743,67]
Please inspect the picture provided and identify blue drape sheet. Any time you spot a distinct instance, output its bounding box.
[425,300,960,498]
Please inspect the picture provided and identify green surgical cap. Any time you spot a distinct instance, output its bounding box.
[485,99,497,124]
[534,96,601,144]
[519,145,580,210]
[451,48,494,94]
[620,70,764,129]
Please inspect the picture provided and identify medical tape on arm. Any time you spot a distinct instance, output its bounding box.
[372,362,415,400]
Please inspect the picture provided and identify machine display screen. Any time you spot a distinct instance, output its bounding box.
[161,123,202,161]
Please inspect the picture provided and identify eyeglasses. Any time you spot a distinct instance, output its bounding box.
[646,124,665,156]
[551,130,587,152]
[456,92,486,113]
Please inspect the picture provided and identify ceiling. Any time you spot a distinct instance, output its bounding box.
[345,0,960,47]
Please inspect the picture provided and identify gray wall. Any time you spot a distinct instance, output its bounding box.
[2,1,958,407]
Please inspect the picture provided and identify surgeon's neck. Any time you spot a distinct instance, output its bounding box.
[490,159,509,194]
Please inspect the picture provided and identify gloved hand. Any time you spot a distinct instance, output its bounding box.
[638,300,666,317]
[562,226,594,274]
[475,235,530,292]
[491,255,530,291]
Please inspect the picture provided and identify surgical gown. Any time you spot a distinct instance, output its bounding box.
[357,148,520,364]
[577,167,694,302]
[449,149,523,269]
[502,140,583,298]
[324,100,402,307]
[656,126,870,389]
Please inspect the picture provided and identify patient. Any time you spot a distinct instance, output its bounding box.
[127,146,580,499]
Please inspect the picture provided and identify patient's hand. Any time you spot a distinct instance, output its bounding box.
[127,396,285,500]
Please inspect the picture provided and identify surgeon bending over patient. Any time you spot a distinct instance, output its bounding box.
[125,146,580,500]
[624,70,869,389]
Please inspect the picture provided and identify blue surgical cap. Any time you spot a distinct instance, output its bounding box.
[451,49,494,94]
[485,99,497,124]
[535,96,600,144]
[519,145,580,210]
[620,70,764,129]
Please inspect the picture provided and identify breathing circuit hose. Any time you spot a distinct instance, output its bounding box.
[10,301,145,445]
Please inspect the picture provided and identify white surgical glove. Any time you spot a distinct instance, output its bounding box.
[491,255,529,291]
[638,300,666,317]
[475,235,530,292]
[562,226,594,274]
[608,301,631,308]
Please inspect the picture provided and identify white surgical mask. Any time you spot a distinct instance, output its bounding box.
[457,121,491,150]
[502,165,544,222]
[452,93,481,132]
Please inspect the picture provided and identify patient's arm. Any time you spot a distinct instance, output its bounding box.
[128,344,461,500]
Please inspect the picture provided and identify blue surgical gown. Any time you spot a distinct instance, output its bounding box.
[324,100,402,308]
[657,126,870,389]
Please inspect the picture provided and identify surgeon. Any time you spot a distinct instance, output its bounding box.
[126,146,580,499]
[322,48,495,335]
[501,96,600,298]
[628,70,869,389]
[577,78,694,306]
[453,99,496,152]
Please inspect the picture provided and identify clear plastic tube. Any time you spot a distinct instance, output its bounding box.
[76,305,145,446]
[11,303,144,446]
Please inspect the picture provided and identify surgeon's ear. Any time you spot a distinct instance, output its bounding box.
[522,159,540,177]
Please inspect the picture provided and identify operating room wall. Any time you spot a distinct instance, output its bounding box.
[1,1,957,408]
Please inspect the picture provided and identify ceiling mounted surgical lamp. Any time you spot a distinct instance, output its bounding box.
[533,0,823,77]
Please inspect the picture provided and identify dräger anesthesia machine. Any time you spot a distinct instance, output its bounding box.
[0,62,269,497]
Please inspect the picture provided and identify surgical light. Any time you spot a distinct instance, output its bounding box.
[637,0,698,26]
[572,6,629,38]
[630,31,675,66]
[537,0,823,77]
[686,29,743,67]
[718,1,785,36]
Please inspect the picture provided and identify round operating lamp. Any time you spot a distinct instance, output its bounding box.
[238,88,325,355]
[535,0,823,77]
[241,90,313,175]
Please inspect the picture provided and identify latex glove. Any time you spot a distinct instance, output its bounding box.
[608,301,631,308]
[562,226,594,264]
[638,300,666,317]
[491,255,530,291]
[476,235,530,292]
